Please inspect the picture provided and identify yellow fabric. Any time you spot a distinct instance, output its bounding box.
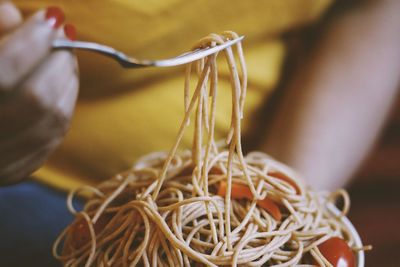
[15,0,333,191]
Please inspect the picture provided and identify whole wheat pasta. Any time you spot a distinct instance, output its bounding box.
[53,32,360,266]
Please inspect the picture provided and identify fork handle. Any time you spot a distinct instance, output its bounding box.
[52,39,144,67]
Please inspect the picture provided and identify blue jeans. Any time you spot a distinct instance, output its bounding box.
[0,181,82,267]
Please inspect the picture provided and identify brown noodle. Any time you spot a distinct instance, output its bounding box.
[53,31,357,267]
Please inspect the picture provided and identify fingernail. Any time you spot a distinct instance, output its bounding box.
[64,24,77,41]
[45,6,65,28]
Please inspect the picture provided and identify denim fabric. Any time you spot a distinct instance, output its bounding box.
[0,181,82,267]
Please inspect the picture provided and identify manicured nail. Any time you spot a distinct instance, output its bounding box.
[45,6,65,28]
[64,24,77,41]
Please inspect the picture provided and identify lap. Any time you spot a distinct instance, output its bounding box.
[0,180,82,267]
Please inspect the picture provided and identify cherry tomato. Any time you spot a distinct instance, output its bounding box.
[178,164,195,177]
[71,214,111,249]
[256,197,282,221]
[217,182,254,200]
[217,182,282,221]
[209,166,223,175]
[317,237,355,267]
[269,171,300,194]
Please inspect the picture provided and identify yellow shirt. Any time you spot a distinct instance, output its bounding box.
[15,0,332,191]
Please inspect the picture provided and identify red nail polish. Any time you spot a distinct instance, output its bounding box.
[45,6,65,28]
[64,24,77,41]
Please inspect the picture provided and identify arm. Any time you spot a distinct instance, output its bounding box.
[262,0,400,190]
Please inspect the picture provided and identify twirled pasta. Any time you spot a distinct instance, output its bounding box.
[54,32,358,267]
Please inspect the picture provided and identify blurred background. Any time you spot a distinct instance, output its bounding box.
[348,97,400,267]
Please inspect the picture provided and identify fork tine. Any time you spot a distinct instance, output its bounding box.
[152,36,244,67]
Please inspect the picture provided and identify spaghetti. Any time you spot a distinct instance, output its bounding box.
[54,31,361,266]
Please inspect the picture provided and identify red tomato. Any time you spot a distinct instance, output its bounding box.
[256,197,282,221]
[217,182,253,200]
[269,171,300,194]
[178,164,194,177]
[71,214,111,249]
[317,237,355,267]
[209,166,223,175]
[217,182,282,221]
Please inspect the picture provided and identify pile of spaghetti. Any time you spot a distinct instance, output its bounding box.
[54,32,361,266]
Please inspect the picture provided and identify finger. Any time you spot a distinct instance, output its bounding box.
[0,25,78,137]
[0,1,23,36]
[0,138,59,184]
[0,25,78,142]
[0,6,65,91]
[0,69,78,181]
[55,25,79,117]
[21,47,79,118]
[55,61,79,119]
[0,111,68,179]
[0,71,78,183]
[0,52,78,137]
[0,24,79,158]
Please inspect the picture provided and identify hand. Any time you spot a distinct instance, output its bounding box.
[0,2,79,185]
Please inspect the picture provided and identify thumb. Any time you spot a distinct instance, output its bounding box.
[0,1,23,37]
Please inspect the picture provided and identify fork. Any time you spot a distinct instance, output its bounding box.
[52,36,244,68]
